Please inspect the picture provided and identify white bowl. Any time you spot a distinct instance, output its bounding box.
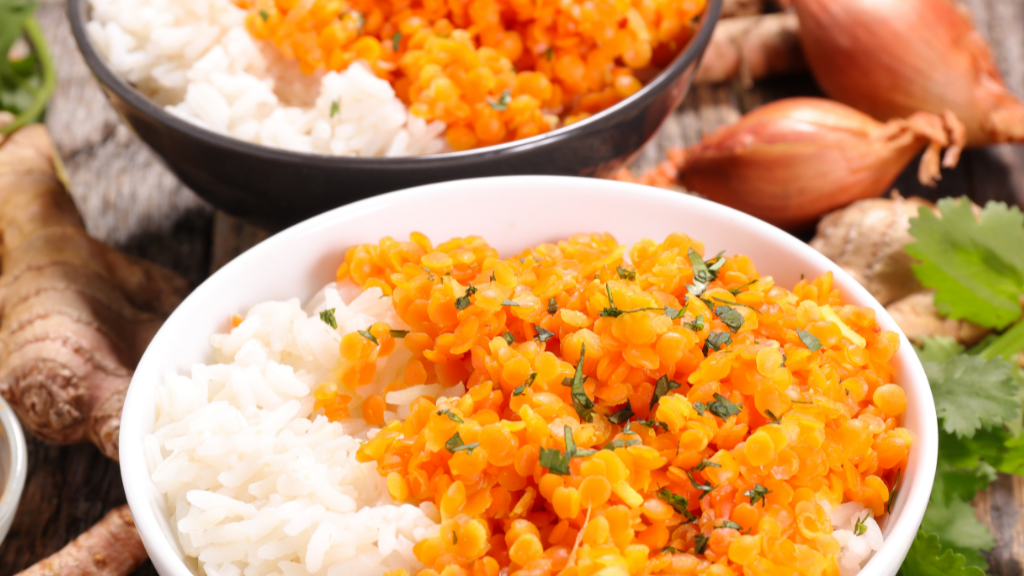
[121,175,938,576]
[0,394,28,545]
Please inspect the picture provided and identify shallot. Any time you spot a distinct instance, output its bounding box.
[793,0,1024,146]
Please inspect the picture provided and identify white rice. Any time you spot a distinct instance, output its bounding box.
[146,283,471,576]
[86,0,447,157]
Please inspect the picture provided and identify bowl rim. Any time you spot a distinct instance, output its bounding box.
[121,175,938,576]
[0,395,28,544]
[67,0,721,166]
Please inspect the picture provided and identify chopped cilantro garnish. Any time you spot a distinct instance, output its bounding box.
[797,328,822,352]
[853,512,869,536]
[569,343,595,422]
[686,249,725,297]
[704,331,732,353]
[600,283,622,317]
[539,426,592,474]
[452,531,457,544]
[685,469,714,498]
[728,279,757,295]
[616,266,636,281]
[503,331,515,344]
[656,488,696,522]
[329,99,340,118]
[548,298,558,314]
[743,484,771,507]
[707,393,742,421]
[389,329,409,338]
[259,9,269,21]
[715,305,744,333]
[607,403,634,424]
[693,402,707,415]
[693,460,721,472]
[649,375,681,410]
[662,546,677,554]
[694,533,709,555]
[535,325,555,342]
[684,314,705,331]
[319,308,338,329]
[544,46,554,60]
[455,284,477,310]
[501,299,520,307]
[764,409,782,424]
[391,31,402,51]
[637,419,668,431]
[716,520,743,531]
[512,373,537,396]
[437,409,463,423]
[604,438,641,450]
[445,432,478,454]
[358,329,378,344]
[489,89,511,111]
[664,306,683,320]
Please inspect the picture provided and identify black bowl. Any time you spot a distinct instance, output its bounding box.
[68,0,721,230]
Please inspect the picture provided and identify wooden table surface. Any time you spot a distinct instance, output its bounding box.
[2,0,1023,573]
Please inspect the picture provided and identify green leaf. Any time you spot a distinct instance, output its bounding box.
[455,284,477,310]
[716,520,742,531]
[607,403,634,424]
[389,329,409,338]
[488,89,511,111]
[548,298,558,314]
[694,533,709,555]
[714,305,744,333]
[705,331,732,353]
[445,432,478,454]
[391,31,402,52]
[539,446,571,475]
[797,328,821,352]
[437,409,463,423]
[707,393,741,421]
[743,483,770,507]
[319,308,338,329]
[898,532,986,576]
[684,314,705,331]
[918,342,1021,438]
[501,298,520,307]
[512,373,537,396]
[535,325,555,342]
[503,331,515,345]
[569,343,595,423]
[656,488,695,521]
[920,499,994,570]
[650,375,681,410]
[358,329,378,344]
[616,266,636,281]
[906,198,1024,330]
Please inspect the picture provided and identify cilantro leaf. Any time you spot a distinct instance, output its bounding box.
[716,520,742,531]
[853,513,869,536]
[715,305,744,333]
[684,314,705,331]
[358,329,378,344]
[389,329,409,338]
[707,393,741,421]
[797,328,821,352]
[685,469,714,498]
[535,325,555,342]
[501,299,520,307]
[637,419,668,431]
[656,488,694,520]
[743,484,771,507]
[693,460,721,472]
[918,339,1021,438]
[607,403,634,424]
[898,532,986,576]
[920,498,994,570]
[705,331,732,353]
[693,402,707,415]
[488,89,511,111]
[539,446,571,475]
[650,375,681,410]
[569,344,595,422]
[694,533,709,555]
[455,284,477,310]
[319,309,338,329]
[603,438,641,450]
[437,409,463,423]
[445,432,479,454]
[616,266,636,281]
[512,373,537,396]
[503,331,515,345]
[906,198,1024,330]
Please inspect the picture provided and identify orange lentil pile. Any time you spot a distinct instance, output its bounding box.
[239,0,706,150]
[320,232,911,576]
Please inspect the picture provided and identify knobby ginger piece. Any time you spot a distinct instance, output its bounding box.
[809,193,933,306]
[16,505,147,576]
[886,290,989,346]
[695,12,806,86]
[0,124,188,460]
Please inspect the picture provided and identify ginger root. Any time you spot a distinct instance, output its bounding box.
[695,12,806,86]
[886,290,989,346]
[16,505,148,576]
[0,124,188,460]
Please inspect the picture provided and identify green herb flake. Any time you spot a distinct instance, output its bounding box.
[535,325,555,342]
[259,9,269,21]
[389,329,410,338]
[501,299,520,307]
[329,99,340,118]
[797,328,822,352]
[617,266,637,281]
[686,249,725,297]
[489,89,512,111]
[391,31,402,52]
[650,375,682,410]
[685,469,714,498]
[548,298,558,314]
[743,484,771,507]
[764,409,782,424]
[607,403,634,424]
[358,329,378,344]
[544,46,553,60]
[704,331,732,353]
[684,314,705,332]
[693,402,707,416]
[319,308,338,329]
[512,373,537,396]
[694,533,709,555]
[707,393,741,421]
[716,520,743,531]
[693,460,721,472]
[437,409,463,423]
[853,513,869,536]
[728,279,757,295]
[664,306,683,320]
[569,343,595,422]
[455,284,478,310]
[715,305,744,333]
[604,438,642,450]
[656,488,695,522]
[662,546,677,555]
[503,331,516,345]
[445,432,479,454]
[638,419,668,431]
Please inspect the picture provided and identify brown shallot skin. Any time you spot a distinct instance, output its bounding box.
[793,0,1024,146]
[16,505,148,576]
[0,123,188,460]
[673,97,964,230]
